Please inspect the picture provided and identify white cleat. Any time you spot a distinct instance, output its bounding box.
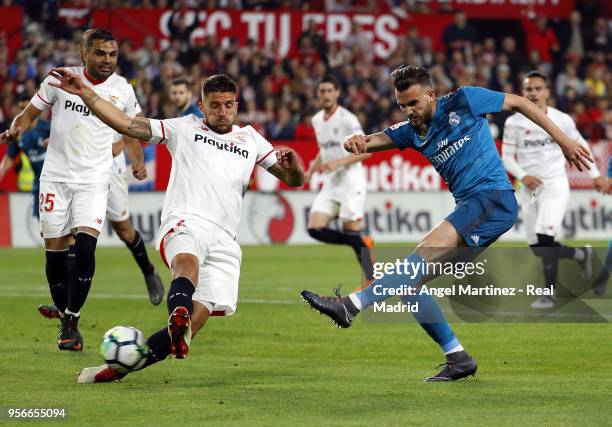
[76,364,122,384]
[530,296,556,309]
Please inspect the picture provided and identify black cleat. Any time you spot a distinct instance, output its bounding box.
[425,350,477,382]
[301,288,359,328]
[593,271,610,296]
[38,303,61,319]
[57,314,83,351]
[145,270,164,305]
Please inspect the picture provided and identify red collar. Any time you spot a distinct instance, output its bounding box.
[323,105,338,121]
[83,68,109,85]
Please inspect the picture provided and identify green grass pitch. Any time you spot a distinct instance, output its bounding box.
[1,244,611,426]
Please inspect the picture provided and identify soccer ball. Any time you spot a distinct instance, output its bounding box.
[100,326,149,373]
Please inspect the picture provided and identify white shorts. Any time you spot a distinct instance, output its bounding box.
[310,181,366,222]
[158,217,242,316]
[39,181,109,238]
[106,153,130,222]
[520,177,570,245]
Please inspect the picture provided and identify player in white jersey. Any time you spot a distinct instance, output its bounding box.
[35,29,164,320]
[45,70,305,383]
[502,71,607,309]
[305,75,374,283]
[1,30,142,351]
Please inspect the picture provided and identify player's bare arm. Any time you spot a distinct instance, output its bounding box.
[304,152,321,183]
[0,155,15,180]
[49,67,153,141]
[267,147,305,187]
[325,152,371,172]
[502,94,593,171]
[0,103,42,145]
[123,113,147,180]
[344,132,394,154]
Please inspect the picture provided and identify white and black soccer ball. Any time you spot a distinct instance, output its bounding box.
[100,326,149,374]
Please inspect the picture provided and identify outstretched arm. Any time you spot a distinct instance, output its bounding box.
[344,132,394,154]
[267,147,305,187]
[502,94,592,171]
[48,68,153,141]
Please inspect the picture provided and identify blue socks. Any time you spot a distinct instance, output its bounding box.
[349,252,462,354]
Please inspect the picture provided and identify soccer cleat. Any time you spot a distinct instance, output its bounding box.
[57,314,83,351]
[425,351,477,382]
[144,270,165,305]
[592,271,610,296]
[76,364,124,384]
[530,295,556,309]
[38,303,61,319]
[579,245,593,281]
[168,306,191,359]
[301,289,359,328]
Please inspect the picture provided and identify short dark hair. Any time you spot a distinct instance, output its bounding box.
[317,74,339,90]
[202,74,237,97]
[391,65,432,91]
[524,70,549,86]
[86,29,115,49]
[171,78,191,89]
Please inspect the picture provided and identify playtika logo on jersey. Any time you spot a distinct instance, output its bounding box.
[194,133,249,159]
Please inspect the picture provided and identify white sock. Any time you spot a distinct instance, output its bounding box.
[348,293,362,311]
[573,248,585,262]
[444,344,464,355]
[65,309,80,317]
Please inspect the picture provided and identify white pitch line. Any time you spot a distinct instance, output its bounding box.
[1,290,611,319]
[0,290,298,305]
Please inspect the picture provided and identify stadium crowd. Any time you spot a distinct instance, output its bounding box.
[0,1,610,141]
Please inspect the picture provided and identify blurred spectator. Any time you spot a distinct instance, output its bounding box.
[297,19,327,64]
[523,16,559,75]
[294,112,315,140]
[556,63,586,98]
[585,17,610,58]
[56,0,91,40]
[267,107,295,140]
[441,10,477,55]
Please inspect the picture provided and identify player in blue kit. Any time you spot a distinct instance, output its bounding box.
[0,95,49,217]
[301,65,593,381]
[592,155,612,295]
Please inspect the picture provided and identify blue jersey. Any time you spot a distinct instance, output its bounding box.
[8,119,50,190]
[384,86,512,201]
[608,155,611,178]
[180,103,203,118]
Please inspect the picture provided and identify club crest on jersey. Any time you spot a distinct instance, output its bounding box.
[449,112,460,126]
[194,133,249,159]
[108,95,119,105]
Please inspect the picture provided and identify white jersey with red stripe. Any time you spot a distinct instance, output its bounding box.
[148,115,277,239]
[312,105,365,187]
[502,106,598,181]
[31,67,141,184]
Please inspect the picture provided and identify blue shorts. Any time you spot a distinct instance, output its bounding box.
[446,189,518,247]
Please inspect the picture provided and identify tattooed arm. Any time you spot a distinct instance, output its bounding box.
[48,67,152,141]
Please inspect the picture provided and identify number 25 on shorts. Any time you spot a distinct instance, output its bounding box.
[39,193,55,212]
